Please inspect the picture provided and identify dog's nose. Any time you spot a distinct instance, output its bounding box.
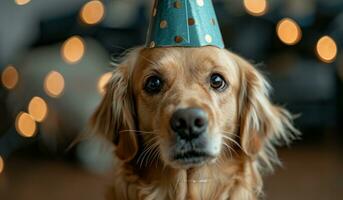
[170,108,208,140]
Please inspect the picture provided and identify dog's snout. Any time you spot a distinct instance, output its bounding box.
[170,108,208,140]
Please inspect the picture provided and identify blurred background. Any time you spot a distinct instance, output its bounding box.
[0,0,342,199]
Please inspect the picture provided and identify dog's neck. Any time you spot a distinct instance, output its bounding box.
[111,156,260,200]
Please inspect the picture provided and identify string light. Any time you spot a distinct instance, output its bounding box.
[61,36,85,64]
[44,71,65,98]
[243,0,268,16]
[15,112,37,138]
[0,156,4,174]
[15,0,31,6]
[1,65,19,90]
[80,0,105,25]
[28,96,48,122]
[97,72,112,95]
[276,18,302,45]
[316,36,337,63]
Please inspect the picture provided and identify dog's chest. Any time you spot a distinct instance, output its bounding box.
[136,181,230,200]
[186,182,230,200]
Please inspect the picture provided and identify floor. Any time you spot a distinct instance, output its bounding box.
[264,131,343,200]
[0,131,342,200]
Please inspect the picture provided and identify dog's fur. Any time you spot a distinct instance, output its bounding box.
[89,46,299,200]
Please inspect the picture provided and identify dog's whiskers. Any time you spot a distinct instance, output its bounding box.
[144,143,160,168]
[136,136,160,169]
[221,130,241,139]
[137,136,158,167]
[222,142,236,160]
[151,145,161,168]
[220,132,243,151]
[138,144,158,168]
[219,132,241,161]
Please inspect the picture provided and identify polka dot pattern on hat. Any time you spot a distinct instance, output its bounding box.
[174,1,182,8]
[160,20,168,29]
[196,0,204,7]
[188,18,195,26]
[205,34,212,43]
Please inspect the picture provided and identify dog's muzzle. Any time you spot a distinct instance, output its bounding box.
[170,108,213,167]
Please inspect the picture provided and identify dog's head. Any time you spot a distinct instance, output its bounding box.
[91,46,296,169]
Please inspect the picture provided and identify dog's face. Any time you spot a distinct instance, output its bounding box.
[132,47,240,168]
[91,46,296,170]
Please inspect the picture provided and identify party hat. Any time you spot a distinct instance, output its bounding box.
[146,0,225,49]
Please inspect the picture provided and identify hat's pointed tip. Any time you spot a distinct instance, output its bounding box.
[145,0,225,49]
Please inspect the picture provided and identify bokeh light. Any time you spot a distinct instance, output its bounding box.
[0,156,4,174]
[1,65,19,90]
[44,71,65,98]
[28,96,48,122]
[15,0,31,6]
[276,18,302,45]
[243,0,268,16]
[15,112,37,138]
[97,72,112,95]
[61,36,85,64]
[316,36,337,63]
[80,0,105,25]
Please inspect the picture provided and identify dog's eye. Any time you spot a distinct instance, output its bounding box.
[210,73,227,92]
[144,75,163,94]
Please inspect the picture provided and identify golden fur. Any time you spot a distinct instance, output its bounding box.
[89,46,299,200]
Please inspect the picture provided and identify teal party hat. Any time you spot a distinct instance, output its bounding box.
[146,0,225,49]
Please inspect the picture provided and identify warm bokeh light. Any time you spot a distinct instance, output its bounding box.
[276,18,302,45]
[61,36,85,64]
[44,71,65,98]
[243,0,268,16]
[80,0,105,25]
[1,65,19,90]
[28,96,48,122]
[15,112,37,138]
[0,156,4,174]
[98,72,112,95]
[316,36,337,63]
[15,0,31,6]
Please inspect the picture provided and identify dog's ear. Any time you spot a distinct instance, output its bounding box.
[90,51,140,162]
[232,53,298,159]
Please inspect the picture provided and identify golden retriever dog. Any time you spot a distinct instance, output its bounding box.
[89,46,299,200]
